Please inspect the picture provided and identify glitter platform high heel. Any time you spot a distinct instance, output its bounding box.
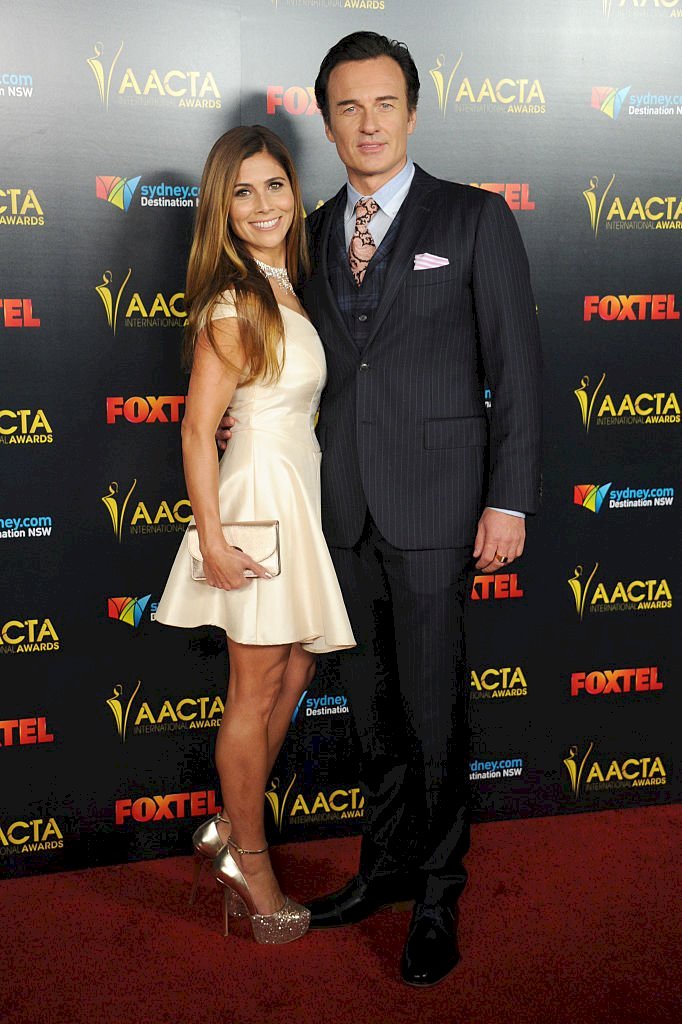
[189,813,247,919]
[212,837,310,943]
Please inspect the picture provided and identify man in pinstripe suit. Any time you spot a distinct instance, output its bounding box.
[301,32,542,986]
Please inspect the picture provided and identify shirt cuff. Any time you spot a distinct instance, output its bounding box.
[486,507,526,519]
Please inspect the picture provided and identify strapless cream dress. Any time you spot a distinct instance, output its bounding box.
[155,293,355,655]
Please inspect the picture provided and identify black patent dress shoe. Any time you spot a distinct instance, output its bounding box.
[400,902,461,987]
[306,874,415,929]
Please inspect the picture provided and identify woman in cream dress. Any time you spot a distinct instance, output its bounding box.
[155,126,354,944]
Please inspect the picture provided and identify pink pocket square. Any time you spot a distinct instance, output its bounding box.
[413,253,450,271]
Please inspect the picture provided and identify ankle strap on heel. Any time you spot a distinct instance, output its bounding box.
[227,836,269,855]
[217,814,231,825]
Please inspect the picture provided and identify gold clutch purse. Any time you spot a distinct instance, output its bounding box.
[186,521,280,581]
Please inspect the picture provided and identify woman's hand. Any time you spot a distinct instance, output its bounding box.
[216,412,236,451]
[201,541,272,590]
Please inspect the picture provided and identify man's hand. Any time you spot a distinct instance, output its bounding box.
[473,508,525,573]
[216,412,236,451]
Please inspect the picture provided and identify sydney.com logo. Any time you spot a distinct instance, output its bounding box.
[591,85,682,120]
[96,175,199,211]
[574,482,674,512]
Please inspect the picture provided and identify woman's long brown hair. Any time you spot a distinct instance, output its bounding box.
[183,125,310,383]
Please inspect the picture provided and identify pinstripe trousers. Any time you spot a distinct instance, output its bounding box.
[330,511,472,906]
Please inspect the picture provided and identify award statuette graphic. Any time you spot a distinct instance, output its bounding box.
[265,775,296,831]
[563,742,594,799]
[87,41,124,110]
[582,174,616,238]
[574,373,606,433]
[429,53,463,117]
[101,480,137,542]
[568,563,599,621]
[106,681,141,742]
[96,268,132,334]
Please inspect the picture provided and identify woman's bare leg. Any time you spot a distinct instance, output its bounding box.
[214,639,294,915]
[265,643,316,773]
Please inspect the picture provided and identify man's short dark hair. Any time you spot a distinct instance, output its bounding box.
[315,31,420,125]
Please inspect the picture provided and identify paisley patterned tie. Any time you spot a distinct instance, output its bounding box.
[348,196,379,287]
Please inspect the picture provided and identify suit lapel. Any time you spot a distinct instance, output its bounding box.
[364,166,440,349]
[314,186,360,354]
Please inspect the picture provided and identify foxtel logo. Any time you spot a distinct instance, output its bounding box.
[0,717,54,746]
[106,395,185,424]
[266,85,319,115]
[570,666,662,696]
[470,574,523,600]
[470,182,535,210]
[115,789,220,825]
[583,294,680,321]
[0,299,40,327]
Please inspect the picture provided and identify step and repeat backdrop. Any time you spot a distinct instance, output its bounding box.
[2,0,680,876]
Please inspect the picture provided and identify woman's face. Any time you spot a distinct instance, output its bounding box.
[228,151,295,264]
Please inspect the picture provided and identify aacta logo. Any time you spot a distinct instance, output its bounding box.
[101,479,192,540]
[471,666,527,699]
[0,618,60,654]
[0,188,44,226]
[266,86,319,116]
[430,52,545,116]
[0,299,40,327]
[107,596,151,628]
[583,173,682,235]
[0,818,64,855]
[574,373,680,431]
[96,269,185,333]
[584,294,680,321]
[568,563,672,619]
[106,681,224,741]
[106,395,185,424]
[563,743,666,799]
[0,717,54,747]
[87,42,221,110]
[266,774,364,830]
[470,574,523,600]
[470,182,535,210]
[602,1,682,21]
[0,410,52,445]
[570,666,663,696]
[96,175,141,212]
[115,790,221,825]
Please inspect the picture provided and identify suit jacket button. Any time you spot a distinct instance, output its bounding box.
[359,362,370,372]
[358,314,368,322]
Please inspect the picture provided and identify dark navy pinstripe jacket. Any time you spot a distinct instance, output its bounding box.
[303,164,542,550]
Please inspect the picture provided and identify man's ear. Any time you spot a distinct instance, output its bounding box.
[407,108,417,135]
[324,120,336,144]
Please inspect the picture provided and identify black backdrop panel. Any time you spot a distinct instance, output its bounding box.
[1,0,679,876]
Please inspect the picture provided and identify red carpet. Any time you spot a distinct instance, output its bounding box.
[2,805,680,1024]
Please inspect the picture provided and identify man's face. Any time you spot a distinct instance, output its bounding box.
[324,55,416,192]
